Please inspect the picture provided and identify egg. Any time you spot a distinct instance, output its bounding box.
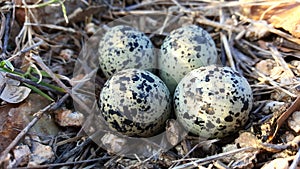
[174,65,253,138]
[98,25,156,78]
[99,68,171,137]
[159,25,218,93]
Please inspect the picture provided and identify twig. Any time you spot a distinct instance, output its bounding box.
[124,0,161,11]
[24,23,76,33]
[0,4,12,59]
[289,148,300,169]
[221,32,236,71]
[172,147,256,169]
[8,38,44,62]
[2,9,11,53]
[112,10,168,15]
[196,18,241,33]
[171,0,190,12]
[15,156,110,169]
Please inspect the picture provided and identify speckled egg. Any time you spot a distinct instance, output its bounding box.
[98,25,156,78]
[99,69,171,137]
[159,25,218,93]
[174,65,253,138]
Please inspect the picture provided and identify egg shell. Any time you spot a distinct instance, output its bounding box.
[98,25,156,78]
[174,65,253,138]
[159,25,218,93]
[99,69,171,137]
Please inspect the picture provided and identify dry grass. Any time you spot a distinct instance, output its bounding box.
[0,0,300,168]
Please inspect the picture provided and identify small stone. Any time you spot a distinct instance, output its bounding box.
[288,111,300,133]
[55,109,84,127]
[101,133,127,154]
[13,145,31,166]
[28,142,54,166]
[261,158,289,169]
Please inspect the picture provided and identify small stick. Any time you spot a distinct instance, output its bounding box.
[269,95,300,142]
[1,7,11,56]
[196,18,241,33]
[221,33,236,70]
[289,148,300,169]
[112,10,168,15]
[16,156,110,169]
[124,0,160,11]
[172,147,256,169]
[8,38,44,62]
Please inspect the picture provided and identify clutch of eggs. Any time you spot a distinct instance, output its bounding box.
[174,65,253,138]
[98,69,171,137]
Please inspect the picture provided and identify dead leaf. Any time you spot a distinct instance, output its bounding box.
[0,75,31,104]
[240,0,300,38]
[0,104,21,152]
[0,85,31,104]
[0,94,59,152]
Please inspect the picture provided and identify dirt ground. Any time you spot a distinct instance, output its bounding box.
[0,0,300,168]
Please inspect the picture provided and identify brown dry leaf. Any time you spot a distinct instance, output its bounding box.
[240,0,300,38]
[0,104,21,152]
[0,94,58,152]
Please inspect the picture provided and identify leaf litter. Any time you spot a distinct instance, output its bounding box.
[0,0,300,168]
